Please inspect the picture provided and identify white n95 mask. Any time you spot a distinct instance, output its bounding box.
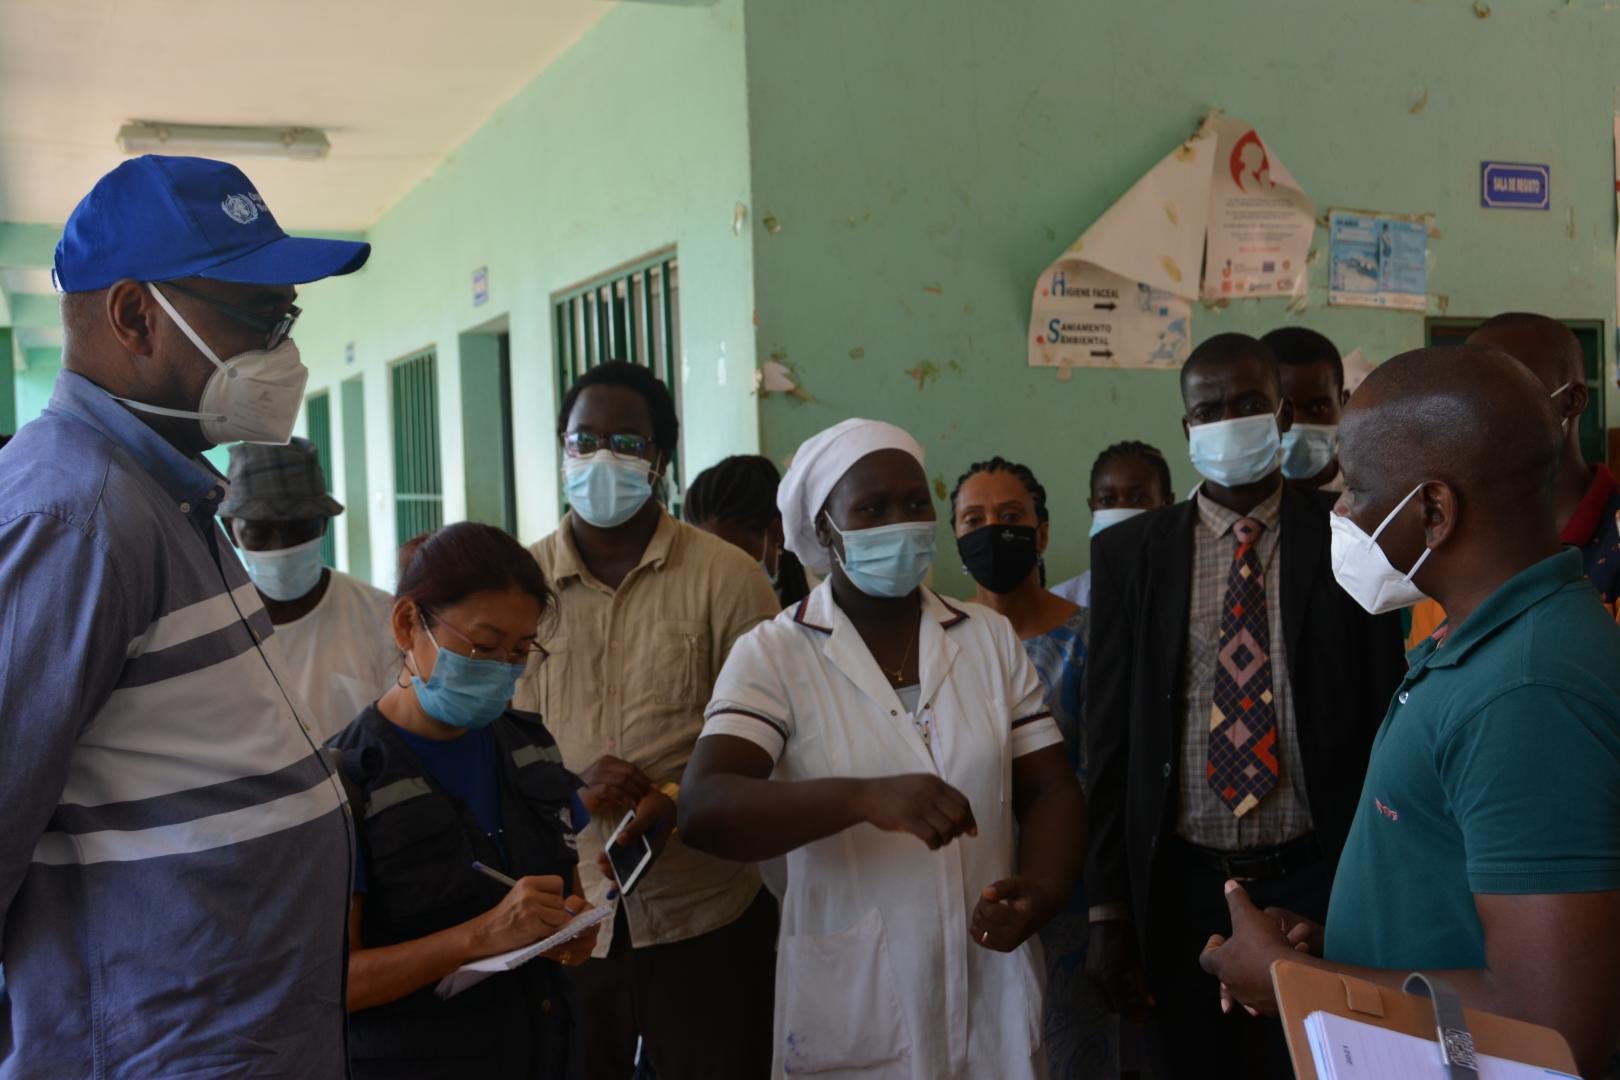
[116,283,308,445]
[1329,483,1432,615]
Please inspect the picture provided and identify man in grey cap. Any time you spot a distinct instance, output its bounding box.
[222,437,396,741]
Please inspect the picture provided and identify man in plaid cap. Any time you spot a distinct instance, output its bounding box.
[222,437,397,741]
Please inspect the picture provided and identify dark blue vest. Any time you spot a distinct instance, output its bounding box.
[330,706,583,1080]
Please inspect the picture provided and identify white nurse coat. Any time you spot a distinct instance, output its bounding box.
[702,585,1063,1079]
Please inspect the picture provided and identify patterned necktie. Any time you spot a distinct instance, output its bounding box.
[1208,516,1279,817]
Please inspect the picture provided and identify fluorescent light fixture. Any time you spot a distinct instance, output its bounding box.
[117,122,330,161]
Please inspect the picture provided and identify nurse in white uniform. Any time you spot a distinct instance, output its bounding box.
[679,419,1087,1079]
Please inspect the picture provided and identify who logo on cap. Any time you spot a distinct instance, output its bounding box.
[53,155,370,293]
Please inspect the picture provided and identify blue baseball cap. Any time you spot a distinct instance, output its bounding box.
[53,155,371,293]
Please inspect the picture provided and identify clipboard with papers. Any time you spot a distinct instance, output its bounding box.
[1271,959,1579,1079]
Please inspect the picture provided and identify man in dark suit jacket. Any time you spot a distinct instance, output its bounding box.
[1084,333,1406,1078]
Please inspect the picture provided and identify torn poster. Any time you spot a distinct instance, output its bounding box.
[1201,117,1315,301]
[1029,116,1314,370]
[1028,123,1211,370]
[1327,211,1426,311]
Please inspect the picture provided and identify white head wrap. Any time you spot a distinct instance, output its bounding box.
[777,418,926,574]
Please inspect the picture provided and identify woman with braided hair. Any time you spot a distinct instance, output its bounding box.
[1051,441,1176,609]
[952,456,1119,1080]
[683,454,810,608]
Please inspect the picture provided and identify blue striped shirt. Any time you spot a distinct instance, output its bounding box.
[0,371,352,1079]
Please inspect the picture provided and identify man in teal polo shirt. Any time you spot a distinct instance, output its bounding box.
[1199,345,1620,1078]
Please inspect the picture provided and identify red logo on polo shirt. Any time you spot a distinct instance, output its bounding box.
[1376,797,1399,822]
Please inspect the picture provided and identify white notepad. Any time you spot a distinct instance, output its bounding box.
[434,905,614,999]
[1305,1010,1578,1080]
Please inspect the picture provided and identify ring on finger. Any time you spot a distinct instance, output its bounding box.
[980,930,989,944]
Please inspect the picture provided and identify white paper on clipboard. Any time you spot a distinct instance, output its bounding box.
[1304,1011,1578,1080]
[435,904,614,999]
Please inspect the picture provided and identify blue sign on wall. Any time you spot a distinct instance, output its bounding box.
[1480,162,1550,210]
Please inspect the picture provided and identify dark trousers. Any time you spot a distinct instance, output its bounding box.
[1143,836,1333,1080]
[567,887,777,1080]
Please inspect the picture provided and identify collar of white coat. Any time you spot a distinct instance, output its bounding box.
[791,583,971,635]
[791,584,969,756]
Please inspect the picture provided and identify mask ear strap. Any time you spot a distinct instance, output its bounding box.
[1370,482,1428,543]
[1402,546,1433,586]
[147,284,226,370]
[110,397,229,423]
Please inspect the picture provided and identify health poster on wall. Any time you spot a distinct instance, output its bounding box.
[1327,211,1427,311]
[1028,120,1212,370]
[1030,115,1315,370]
[1200,117,1315,301]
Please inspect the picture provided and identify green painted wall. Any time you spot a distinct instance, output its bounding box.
[0,329,14,435]
[744,0,1620,592]
[292,0,758,585]
[16,347,62,429]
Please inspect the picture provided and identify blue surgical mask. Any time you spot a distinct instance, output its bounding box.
[237,534,325,602]
[1089,507,1147,538]
[1280,423,1338,480]
[411,627,526,730]
[1187,411,1282,488]
[563,450,655,528]
[828,519,936,598]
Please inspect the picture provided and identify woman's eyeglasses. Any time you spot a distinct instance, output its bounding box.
[426,610,548,666]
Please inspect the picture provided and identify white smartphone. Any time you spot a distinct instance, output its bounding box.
[606,810,656,896]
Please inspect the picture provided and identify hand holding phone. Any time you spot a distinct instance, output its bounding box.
[605,810,656,896]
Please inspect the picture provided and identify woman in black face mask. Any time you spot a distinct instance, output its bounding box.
[951,457,1117,1080]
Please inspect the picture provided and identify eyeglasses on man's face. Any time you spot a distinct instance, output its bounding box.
[160,280,300,351]
[563,432,653,460]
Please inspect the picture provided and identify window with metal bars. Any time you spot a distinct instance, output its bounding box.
[391,349,443,548]
[303,390,337,567]
[552,252,682,505]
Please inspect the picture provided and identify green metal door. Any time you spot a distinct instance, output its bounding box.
[341,377,372,582]
[304,390,337,567]
[553,252,682,515]
[392,350,443,548]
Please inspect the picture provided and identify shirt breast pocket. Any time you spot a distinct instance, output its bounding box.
[653,621,711,707]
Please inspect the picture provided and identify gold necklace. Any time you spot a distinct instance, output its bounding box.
[882,629,918,684]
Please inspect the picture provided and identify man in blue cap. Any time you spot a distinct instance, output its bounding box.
[0,156,369,1078]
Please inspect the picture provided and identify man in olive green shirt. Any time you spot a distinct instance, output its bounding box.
[1200,345,1620,1078]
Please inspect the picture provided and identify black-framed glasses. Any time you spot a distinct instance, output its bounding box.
[160,280,301,351]
[564,432,652,460]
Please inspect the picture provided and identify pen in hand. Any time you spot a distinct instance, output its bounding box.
[479,858,619,902]
[471,861,519,889]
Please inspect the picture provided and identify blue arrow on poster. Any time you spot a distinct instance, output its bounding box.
[1480,162,1550,209]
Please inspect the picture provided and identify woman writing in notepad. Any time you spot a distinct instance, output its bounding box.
[328,522,671,1079]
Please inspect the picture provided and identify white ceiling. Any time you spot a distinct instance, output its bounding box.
[0,0,612,231]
